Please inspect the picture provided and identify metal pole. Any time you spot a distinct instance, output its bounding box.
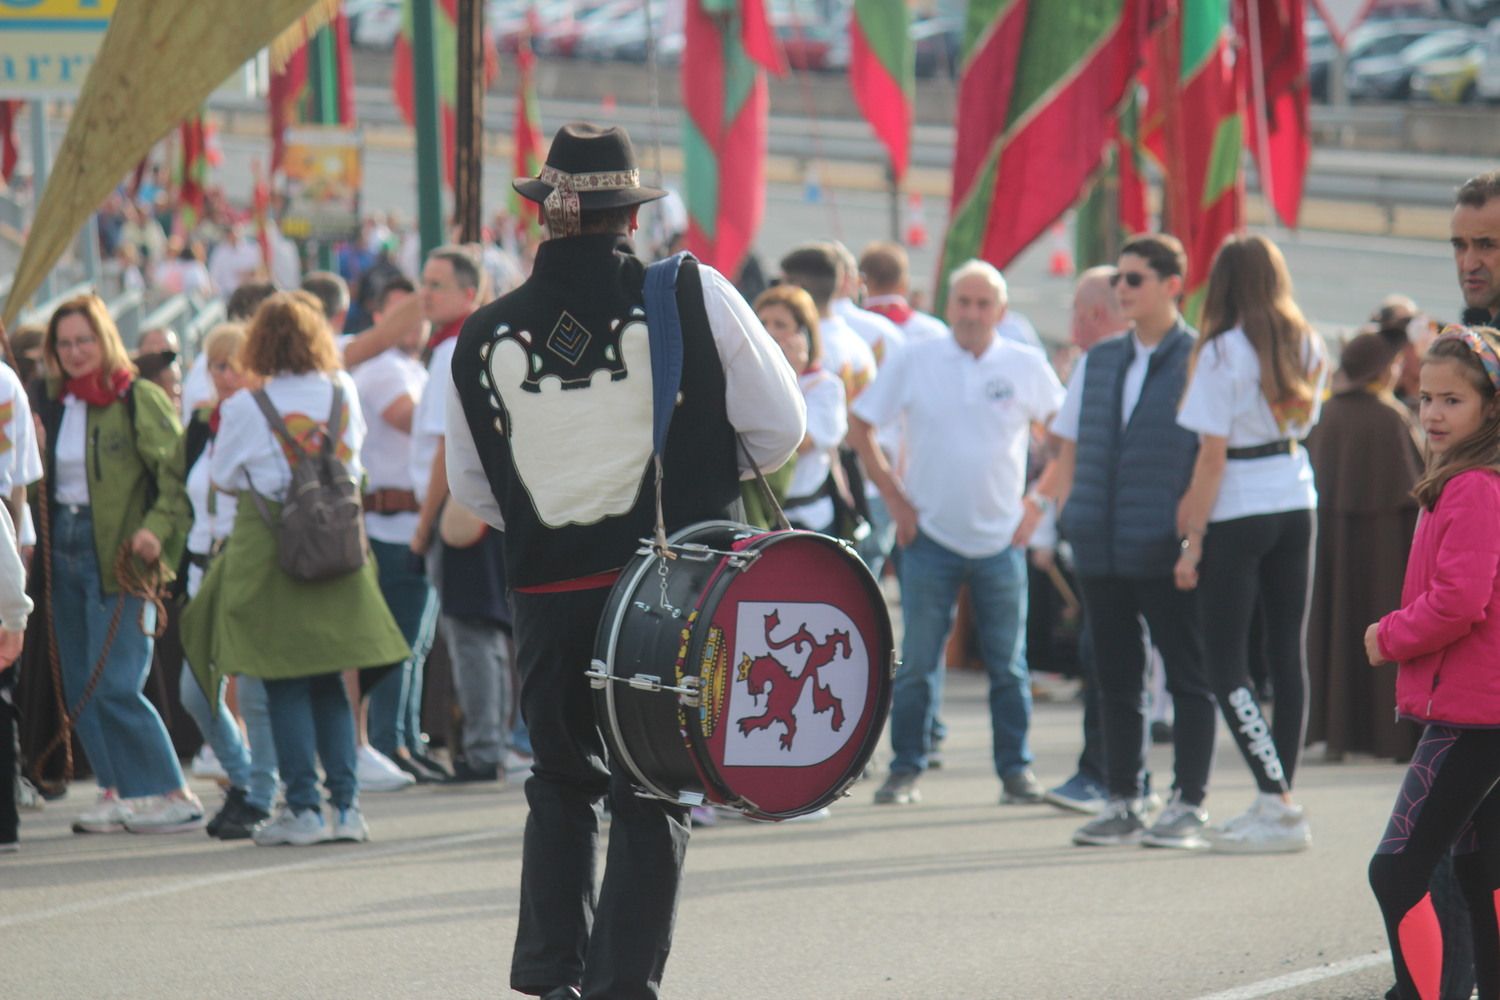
[411,0,447,258]
[455,0,484,245]
[82,214,102,289]
[29,101,54,302]
[887,162,900,243]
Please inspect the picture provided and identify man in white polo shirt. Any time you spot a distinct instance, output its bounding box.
[851,259,1064,806]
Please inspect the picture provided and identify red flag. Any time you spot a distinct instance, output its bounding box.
[178,115,208,233]
[252,158,272,271]
[0,101,21,184]
[1239,0,1309,229]
[512,8,544,230]
[269,13,355,173]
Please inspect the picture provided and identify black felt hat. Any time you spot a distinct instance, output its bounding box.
[512,122,667,209]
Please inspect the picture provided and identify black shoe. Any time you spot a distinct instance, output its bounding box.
[409,751,453,779]
[393,751,451,784]
[1150,720,1174,745]
[540,988,581,1000]
[449,759,500,783]
[216,800,270,841]
[207,787,248,838]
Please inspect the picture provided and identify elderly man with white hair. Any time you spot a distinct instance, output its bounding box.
[850,258,1065,807]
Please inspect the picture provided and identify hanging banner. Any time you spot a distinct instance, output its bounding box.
[0,0,118,98]
[1310,0,1376,51]
[279,124,362,241]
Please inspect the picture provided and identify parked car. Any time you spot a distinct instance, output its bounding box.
[1345,25,1482,100]
[1475,20,1500,101]
[775,13,846,72]
[535,0,636,59]
[350,0,402,51]
[1409,35,1486,100]
[911,15,962,79]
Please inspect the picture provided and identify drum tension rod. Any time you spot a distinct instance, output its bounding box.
[586,661,703,707]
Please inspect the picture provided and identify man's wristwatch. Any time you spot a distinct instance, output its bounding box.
[1024,490,1053,516]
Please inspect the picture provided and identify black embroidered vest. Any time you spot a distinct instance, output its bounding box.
[451,234,739,588]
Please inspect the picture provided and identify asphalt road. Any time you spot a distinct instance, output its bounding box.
[1,670,1410,999]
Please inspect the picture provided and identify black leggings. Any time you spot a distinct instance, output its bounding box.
[1196,509,1313,794]
[1369,726,1500,1000]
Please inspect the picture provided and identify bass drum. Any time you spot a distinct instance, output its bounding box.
[590,521,894,820]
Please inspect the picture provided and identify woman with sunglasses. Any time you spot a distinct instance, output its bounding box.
[1174,234,1328,854]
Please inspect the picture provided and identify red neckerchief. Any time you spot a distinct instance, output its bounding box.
[208,402,223,436]
[64,369,132,408]
[865,298,914,326]
[427,316,468,353]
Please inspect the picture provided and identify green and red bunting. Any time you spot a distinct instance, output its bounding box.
[1144,0,1243,318]
[939,1,1153,307]
[269,12,356,174]
[393,0,498,192]
[510,8,544,233]
[176,113,208,233]
[682,0,783,277]
[849,0,914,182]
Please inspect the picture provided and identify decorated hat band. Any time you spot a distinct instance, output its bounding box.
[1437,324,1500,393]
[539,165,642,237]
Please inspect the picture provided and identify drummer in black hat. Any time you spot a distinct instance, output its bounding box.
[444,123,804,1000]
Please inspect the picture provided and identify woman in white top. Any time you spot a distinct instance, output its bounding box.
[1175,234,1328,854]
[755,285,847,534]
[181,292,409,847]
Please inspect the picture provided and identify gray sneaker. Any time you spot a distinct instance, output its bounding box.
[873,772,921,805]
[999,768,1045,804]
[1141,795,1210,850]
[1072,799,1146,846]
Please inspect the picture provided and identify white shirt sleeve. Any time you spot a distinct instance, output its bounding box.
[0,503,31,631]
[849,340,909,429]
[1025,349,1066,425]
[443,366,505,529]
[210,389,256,493]
[1049,353,1088,443]
[1177,339,1236,438]
[803,372,847,452]
[699,265,806,474]
[355,356,420,427]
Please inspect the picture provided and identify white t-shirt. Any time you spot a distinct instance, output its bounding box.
[835,297,906,367]
[411,337,456,506]
[207,239,264,298]
[211,371,365,502]
[353,348,427,545]
[1051,333,1160,443]
[54,396,90,505]
[180,352,214,423]
[1176,327,1327,523]
[0,365,42,495]
[784,367,847,531]
[185,439,237,557]
[818,312,878,405]
[852,335,1064,559]
[862,295,950,344]
[445,264,806,532]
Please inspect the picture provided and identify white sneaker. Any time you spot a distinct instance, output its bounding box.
[253,807,333,846]
[72,790,133,834]
[16,777,43,812]
[0,840,17,853]
[1210,794,1311,854]
[785,807,833,823]
[190,745,229,782]
[124,795,205,834]
[331,805,369,843]
[356,745,415,792]
[502,749,535,774]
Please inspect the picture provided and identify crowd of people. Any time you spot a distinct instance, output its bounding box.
[2,124,1499,1000]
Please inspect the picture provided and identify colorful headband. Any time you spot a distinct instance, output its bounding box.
[537,165,641,238]
[1436,324,1500,392]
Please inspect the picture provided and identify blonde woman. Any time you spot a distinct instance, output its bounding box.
[38,294,197,834]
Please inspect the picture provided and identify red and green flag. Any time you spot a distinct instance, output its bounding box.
[849,0,914,183]
[682,0,784,277]
[269,10,356,174]
[938,1,1153,308]
[510,7,544,233]
[176,113,208,233]
[1238,0,1309,229]
[1143,0,1243,318]
[393,0,498,192]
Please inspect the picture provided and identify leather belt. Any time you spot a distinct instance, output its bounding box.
[363,488,421,514]
[1226,440,1297,460]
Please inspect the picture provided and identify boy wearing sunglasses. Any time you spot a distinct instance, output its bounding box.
[1032,233,1219,850]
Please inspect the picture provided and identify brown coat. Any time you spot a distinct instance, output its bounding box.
[1304,387,1423,760]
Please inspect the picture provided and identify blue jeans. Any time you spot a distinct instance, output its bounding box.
[177,662,279,813]
[51,505,184,798]
[367,539,439,758]
[856,492,898,581]
[891,532,1032,778]
[263,673,358,814]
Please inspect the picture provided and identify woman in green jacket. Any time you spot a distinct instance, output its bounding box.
[38,294,198,835]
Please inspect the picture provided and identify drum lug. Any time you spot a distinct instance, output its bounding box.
[589,668,703,706]
[586,661,610,689]
[676,790,705,806]
[890,653,901,679]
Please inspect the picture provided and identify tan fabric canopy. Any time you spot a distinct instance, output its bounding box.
[2,0,338,326]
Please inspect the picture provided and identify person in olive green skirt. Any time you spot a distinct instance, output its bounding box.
[182,292,408,847]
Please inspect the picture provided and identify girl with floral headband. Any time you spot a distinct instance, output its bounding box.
[1365,324,1500,999]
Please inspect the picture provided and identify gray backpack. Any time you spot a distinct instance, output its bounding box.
[247,383,368,582]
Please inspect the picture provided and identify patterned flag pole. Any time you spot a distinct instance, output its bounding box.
[682,0,784,278]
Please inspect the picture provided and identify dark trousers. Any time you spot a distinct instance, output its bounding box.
[1079,574,1217,805]
[1369,726,1500,1000]
[1075,620,1106,785]
[510,587,689,1000]
[1,677,17,843]
[1197,509,1313,795]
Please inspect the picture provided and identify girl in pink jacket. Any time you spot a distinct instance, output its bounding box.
[1365,326,1500,1000]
